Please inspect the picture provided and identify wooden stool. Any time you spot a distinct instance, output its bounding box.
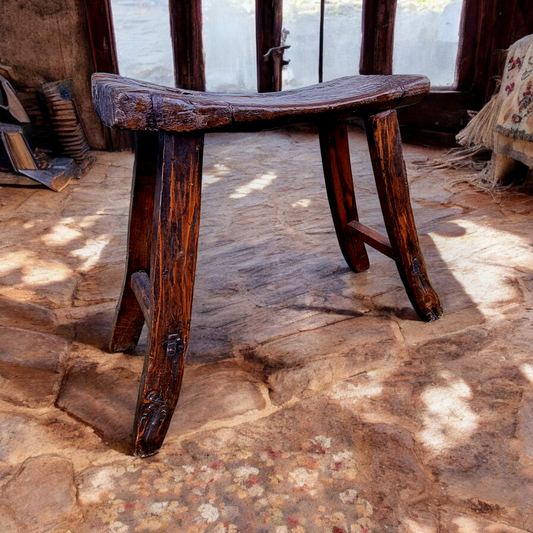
[92,73,442,457]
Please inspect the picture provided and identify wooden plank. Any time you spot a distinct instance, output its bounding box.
[318,120,369,272]
[360,0,397,75]
[347,220,394,259]
[169,0,205,91]
[256,0,283,92]
[134,131,204,458]
[110,131,159,353]
[84,0,132,151]
[365,109,442,322]
[92,73,430,133]
[131,271,152,329]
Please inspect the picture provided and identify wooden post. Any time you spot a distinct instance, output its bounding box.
[319,120,370,273]
[365,110,442,322]
[256,0,284,92]
[84,0,132,150]
[134,131,204,457]
[470,0,533,106]
[110,131,159,352]
[359,0,398,75]
[169,0,206,91]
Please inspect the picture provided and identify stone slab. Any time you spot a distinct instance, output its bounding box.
[0,326,68,407]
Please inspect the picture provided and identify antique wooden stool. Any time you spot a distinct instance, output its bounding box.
[92,73,442,457]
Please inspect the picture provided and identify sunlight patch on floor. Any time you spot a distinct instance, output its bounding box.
[419,373,478,453]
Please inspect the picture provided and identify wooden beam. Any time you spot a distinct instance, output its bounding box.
[169,0,206,91]
[455,0,480,91]
[360,0,397,75]
[347,221,394,259]
[256,0,283,92]
[131,271,152,329]
[84,0,132,150]
[397,91,473,134]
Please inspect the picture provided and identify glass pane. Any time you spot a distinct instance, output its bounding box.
[283,0,362,89]
[393,0,463,87]
[203,0,256,92]
[110,0,174,87]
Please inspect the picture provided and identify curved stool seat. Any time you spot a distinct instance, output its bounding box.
[93,73,429,133]
[92,73,442,457]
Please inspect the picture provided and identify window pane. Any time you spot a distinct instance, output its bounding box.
[393,0,463,87]
[203,0,256,92]
[283,0,362,89]
[110,0,174,86]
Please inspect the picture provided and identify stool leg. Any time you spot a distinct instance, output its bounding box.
[364,110,442,322]
[134,131,204,457]
[110,131,159,352]
[319,120,370,272]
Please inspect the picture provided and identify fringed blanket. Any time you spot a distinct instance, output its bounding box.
[495,34,533,143]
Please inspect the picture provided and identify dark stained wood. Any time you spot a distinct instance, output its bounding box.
[169,0,205,91]
[455,0,480,91]
[318,120,369,272]
[364,109,442,322]
[92,73,430,133]
[318,0,325,83]
[84,0,132,151]
[256,0,283,92]
[471,0,533,106]
[397,91,473,133]
[110,131,159,352]
[92,71,442,456]
[359,0,397,75]
[398,128,459,148]
[134,131,204,458]
[131,271,152,329]
[347,221,394,259]
[84,0,119,77]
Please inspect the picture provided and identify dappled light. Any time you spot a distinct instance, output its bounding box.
[429,218,533,318]
[70,235,112,273]
[1,130,533,530]
[0,250,72,285]
[203,163,231,189]
[291,198,312,208]
[419,374,479,453]
[229,172,277,199]
[520,363,533,383]
[41,220,83,246]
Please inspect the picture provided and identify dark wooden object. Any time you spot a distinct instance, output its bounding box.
[256,0,283,92]
[169,0,205,91]
[360,0,397,75]
[84,0,132,151]
[92,73,442,457]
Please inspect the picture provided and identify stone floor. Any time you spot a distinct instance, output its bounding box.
[0,127,532,532]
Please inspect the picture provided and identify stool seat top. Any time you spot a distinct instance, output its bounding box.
[92,73,429,133]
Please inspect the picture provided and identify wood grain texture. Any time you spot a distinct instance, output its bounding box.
[364,110,443,322]
[256,0,283,92]
[92,73,430,133]
[359,0,397,75]
[131,271,152,329]
[84,0,132,150]
[169,0,205,91]
[318,120,370,272]
[471,0,533,105]
[347,220,394,259]
[134,131,204,457]
[110,131,159,352]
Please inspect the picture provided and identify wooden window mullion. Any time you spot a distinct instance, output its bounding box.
[359,0,397,75]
